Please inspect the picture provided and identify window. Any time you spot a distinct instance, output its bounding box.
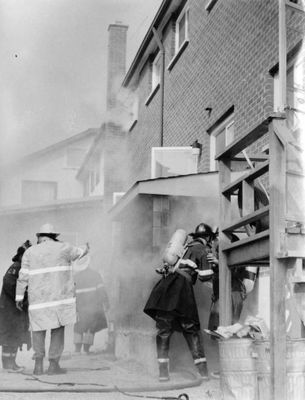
[175,4,189,54]
[273,54,305,130]
[210,115,235,171]
[22,180,57,204]
[65,147,86,169]
[205,0,218,12]
[151,147,199,179]
[152,52,162,90]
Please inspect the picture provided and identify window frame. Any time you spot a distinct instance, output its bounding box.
[175,3,189,55]
[210,115,235,171]
[152,51,162,91]
[205,0,218,12]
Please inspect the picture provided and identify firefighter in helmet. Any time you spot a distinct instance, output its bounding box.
[144,223,215,382]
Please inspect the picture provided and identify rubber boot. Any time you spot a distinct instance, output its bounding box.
[83,344,90,354]
[74,343,82,353]
[2,355,10,370]
[158,360,169,382]
[196,361,209,379]
[156,330,171,381]
[9,354,24,372]
[183,331,209,379]
[33,358,44,375]
[47,359,67,375]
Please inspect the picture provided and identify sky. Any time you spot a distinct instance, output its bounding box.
[0,0,162,163]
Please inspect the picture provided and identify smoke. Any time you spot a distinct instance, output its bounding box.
[105,77,138,131]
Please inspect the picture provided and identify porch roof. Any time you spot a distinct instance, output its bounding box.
[109,172,219,220]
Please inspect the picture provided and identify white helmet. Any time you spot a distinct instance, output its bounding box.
[36,223,60,237]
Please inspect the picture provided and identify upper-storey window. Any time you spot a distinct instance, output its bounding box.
[205,0,218,12]
[146,52,162,105]
[152,51,162,90]
[167,3,190,71]
[175,3,189,54]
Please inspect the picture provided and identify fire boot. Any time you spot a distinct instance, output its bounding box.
[33,358,44,375]
[83,344,90,354]
[156,327,171,381]
[9,354,24,372]
[74,343,82,353]
[2,355,10,370]
[47,359,67,375]
[158,360,169,382]
[195,360,209,379]
[183,330,209,380]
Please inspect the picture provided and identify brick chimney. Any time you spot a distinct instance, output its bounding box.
[107,22,128,111]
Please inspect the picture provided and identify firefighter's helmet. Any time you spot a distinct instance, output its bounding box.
[191,223,213,240]
[36,223,60,238]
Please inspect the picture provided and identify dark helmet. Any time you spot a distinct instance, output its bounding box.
[191,223,213,240]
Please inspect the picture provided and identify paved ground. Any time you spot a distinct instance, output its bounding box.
[0,349,221,400]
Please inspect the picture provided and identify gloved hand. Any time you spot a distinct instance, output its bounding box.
[16,301,23,311]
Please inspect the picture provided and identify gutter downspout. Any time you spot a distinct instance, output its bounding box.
[152,27,165,147]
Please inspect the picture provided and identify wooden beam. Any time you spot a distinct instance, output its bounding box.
[223,206,269,232]
[269,117,287,400]
[279,0,287,112]
[223,230,269,250]
[225,234,270,267]
[215,118,269,160]
[219,158,232,326]
[222,160,269,196]
[285,0,305,14]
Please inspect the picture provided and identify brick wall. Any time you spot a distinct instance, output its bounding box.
[124,0,304,185]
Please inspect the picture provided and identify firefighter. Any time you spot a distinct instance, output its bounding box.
[208,231,258,331]
[15,223,89,375]
[0,240,32,371]
[73,258,109,354]
[144,223,215,382]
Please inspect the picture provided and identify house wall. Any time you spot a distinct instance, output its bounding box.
[110,0,305,371]
[125,0,303,186]
[0,136,92,206]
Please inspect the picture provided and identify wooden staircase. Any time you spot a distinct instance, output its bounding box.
[216,113,305,400]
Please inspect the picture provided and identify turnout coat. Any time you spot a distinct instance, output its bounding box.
[0,260,31,349]
[144,238,213,329]
[74,268,108,334]
[16,241,85,331]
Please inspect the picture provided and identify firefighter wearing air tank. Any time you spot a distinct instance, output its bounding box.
[144,223,215,382]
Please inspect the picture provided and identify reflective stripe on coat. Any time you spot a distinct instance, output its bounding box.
[16,241,84,331]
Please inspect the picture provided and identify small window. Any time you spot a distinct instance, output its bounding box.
[210,115,235,171]
[152,52,162,90]
[175,4,189,54]
[205,0,218,12]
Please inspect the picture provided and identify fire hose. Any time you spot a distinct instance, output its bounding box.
[114,386,189,400]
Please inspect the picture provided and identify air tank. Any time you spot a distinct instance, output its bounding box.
[162,229,188,266]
